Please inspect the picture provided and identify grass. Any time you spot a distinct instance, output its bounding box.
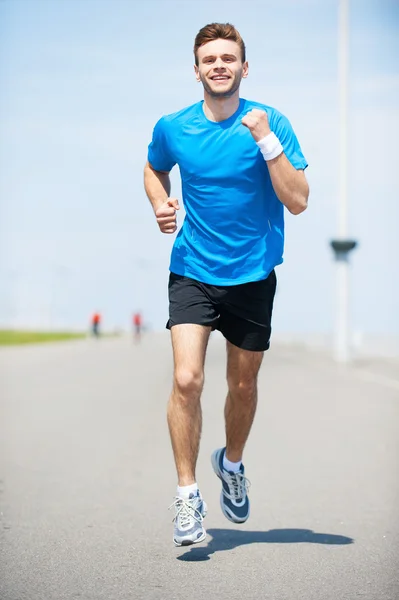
[0,330,86,346]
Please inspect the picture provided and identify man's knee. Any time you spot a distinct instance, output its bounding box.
[173,368,204,400]
[227,374,257,401]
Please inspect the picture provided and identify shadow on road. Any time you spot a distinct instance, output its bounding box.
[177,528,354,562]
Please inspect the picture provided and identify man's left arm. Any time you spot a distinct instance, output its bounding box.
[242,109,309,215]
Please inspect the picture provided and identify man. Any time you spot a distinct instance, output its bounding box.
[132,311,142,342]
[91,312,101,338]
[144,22,309,547]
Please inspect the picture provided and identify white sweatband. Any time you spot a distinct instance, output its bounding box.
[256,132,283,161]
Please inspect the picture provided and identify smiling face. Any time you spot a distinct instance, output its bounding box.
[194,39,248,99]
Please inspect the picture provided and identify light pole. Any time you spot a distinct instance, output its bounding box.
[330,0,358,363]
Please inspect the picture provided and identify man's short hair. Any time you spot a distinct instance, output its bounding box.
[194,23,246,66]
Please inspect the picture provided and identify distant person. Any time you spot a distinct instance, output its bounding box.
[133,312,142,342]
[144,23,309,547]
[91,312,101,337]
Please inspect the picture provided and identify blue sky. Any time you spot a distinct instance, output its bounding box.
[0,0,398,335]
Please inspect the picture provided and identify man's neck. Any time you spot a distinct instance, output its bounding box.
[202,92,240,123]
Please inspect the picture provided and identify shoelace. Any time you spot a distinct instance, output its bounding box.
[168,496,204,527]
[221,471,250,502]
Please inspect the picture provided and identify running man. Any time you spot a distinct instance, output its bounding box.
[132,311,142,342]
[144,23,309,546]
[91,312,101,338]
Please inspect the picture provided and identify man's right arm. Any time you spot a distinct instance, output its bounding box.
[144,161,170,211]
[143,161,180,234]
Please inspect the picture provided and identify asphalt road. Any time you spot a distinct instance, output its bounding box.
[1,333,398,600]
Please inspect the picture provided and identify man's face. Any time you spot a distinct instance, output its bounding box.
[194,39,248,98]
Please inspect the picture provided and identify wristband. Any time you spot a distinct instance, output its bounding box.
[256,132,283,161]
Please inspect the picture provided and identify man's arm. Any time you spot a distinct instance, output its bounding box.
[143,161,180,234]
[241,109,309,215]
[144,161,171,211]
[265,155,309,215]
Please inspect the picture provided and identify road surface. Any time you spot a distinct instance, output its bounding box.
[1,333,398,599]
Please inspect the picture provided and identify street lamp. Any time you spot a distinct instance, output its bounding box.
[330,0,358,363]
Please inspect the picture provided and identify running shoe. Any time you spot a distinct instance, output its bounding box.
[211,447,250,523]
[169,491,207,546]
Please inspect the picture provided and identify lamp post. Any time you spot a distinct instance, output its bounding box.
[330,0,358,363]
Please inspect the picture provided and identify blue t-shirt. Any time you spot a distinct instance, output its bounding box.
[147,98,308,285]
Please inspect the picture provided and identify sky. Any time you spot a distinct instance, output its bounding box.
[0,0,398,337]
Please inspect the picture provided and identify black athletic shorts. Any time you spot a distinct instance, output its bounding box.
[166,270,277,352]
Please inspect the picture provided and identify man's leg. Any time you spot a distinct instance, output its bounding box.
[168,323,211,546]
[211,273,275,523]
[211,341,264,524]
[167,323,212,486]
[225,341,264,463]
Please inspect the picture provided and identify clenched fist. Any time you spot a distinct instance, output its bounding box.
[155,198,180,234]
[241,109,271,142]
